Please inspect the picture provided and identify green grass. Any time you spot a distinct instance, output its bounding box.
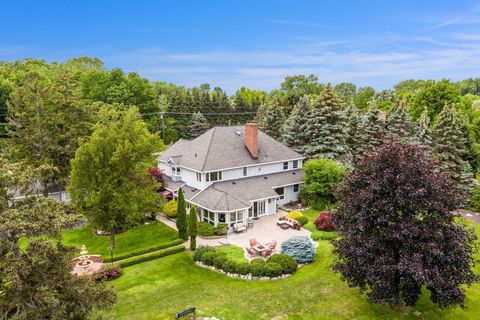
[20,221,181,260]
[95,219,480,320]
[216,245,248,263]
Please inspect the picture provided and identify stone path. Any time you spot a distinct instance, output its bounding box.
[461,210,480,224]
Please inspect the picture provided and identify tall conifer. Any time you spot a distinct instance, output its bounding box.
[189,112,210,138]
[281,95,310,155]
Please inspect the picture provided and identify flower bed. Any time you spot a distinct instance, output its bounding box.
[192,246,299,281]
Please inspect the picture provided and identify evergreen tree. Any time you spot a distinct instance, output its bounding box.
[255,101,268,128]
[357,101,386,158]
[344,105,362,161]
[386,99,414,140]
[416,106,432,148]
[258,97,284,140]
[189,112,210,138]
[280,95,310,154]
[432,104,475,199]
[304,84,347,161]
[188,205,198,250]
[176,187,188,240]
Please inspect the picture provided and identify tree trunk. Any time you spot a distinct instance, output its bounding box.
[42,182,49,198]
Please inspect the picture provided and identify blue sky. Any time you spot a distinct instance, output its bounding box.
[1,0,480,93]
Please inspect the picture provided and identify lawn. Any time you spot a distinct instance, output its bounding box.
[19,221,181,261]
[96,220,480,320]
[216,245,248,263]
[61,221,180,258]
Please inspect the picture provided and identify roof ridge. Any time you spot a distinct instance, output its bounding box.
[200,127,216,171]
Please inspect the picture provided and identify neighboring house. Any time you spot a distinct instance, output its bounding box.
[157,123,304,231]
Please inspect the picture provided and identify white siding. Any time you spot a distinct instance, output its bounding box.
[277,184,300,206]
[218,160,303,184]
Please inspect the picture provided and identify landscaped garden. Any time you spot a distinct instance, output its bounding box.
[93,219,480,319]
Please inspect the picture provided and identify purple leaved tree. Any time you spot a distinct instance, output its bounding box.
[332,140,478,308]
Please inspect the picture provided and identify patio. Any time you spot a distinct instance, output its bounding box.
[227,210,314,258]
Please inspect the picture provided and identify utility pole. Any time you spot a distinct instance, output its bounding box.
[159,96,165,141]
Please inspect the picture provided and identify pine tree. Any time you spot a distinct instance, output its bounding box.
[189,112,210,138]
[432,104,475,199]
[176,187,188,240]
[386,99,414,140]
[357,101,387,158]
[304,84,347,161]
[188,205,198,250]
[280,95,310,154]
[258,97,284,140]
[416,106,431,148]
[344,105,362,161]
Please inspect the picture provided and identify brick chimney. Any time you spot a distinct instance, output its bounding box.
[244,122,259,159]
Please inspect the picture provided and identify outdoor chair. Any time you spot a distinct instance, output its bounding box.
[249,238,257,247]
[266,240,277,252]
[245,247,257,257]
[263,248,273,257]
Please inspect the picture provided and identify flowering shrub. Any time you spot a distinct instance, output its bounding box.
[314,211,336,231]
[162,200,178,218]
[287,211,303,220]
[91,265,122,282]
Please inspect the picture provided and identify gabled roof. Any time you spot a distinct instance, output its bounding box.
[189,170,304,212]
[158,126,303,172]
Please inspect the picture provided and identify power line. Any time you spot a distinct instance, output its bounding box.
[141,111,257,117]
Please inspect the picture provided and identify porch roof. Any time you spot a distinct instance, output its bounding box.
[163,176,185,192]
[189,170,303,212]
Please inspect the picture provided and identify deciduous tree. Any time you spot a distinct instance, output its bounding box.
[333,140,478,308]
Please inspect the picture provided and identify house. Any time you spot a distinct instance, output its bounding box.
[157,123,305,231]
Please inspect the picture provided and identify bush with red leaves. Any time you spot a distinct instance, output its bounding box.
[314,211,336,231]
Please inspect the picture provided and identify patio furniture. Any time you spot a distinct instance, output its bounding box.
[245,247,258,257]
[233,223,247,233]
[262,248,273,257]
[247,219,254,229]
[249,238,257,247]
[266,240,277,252]
[277,216,300,230]
[252,244,266,254]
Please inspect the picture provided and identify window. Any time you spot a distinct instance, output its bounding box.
[275,187,285,200]
[243,167,247,177]
[206,171,222,182]
[229,211,245,227]
[203,210,215,225]
[196,172,202,182]
[293,184,299,192]
[171,167,175,175]
[283,162,288,170]
[218,213,226,223]
[293,160,298,169]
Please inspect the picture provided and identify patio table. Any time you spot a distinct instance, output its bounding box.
[252,244,266,253]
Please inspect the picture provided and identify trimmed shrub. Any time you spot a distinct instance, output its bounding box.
[222,259,238,273]
[192,245,215,262]
[250,263,265,277]
[287,211,304,220]
[213,254,228,270]
[214,223,228,236]
[295,215,308,226]
[263,262,283,277]
[198,222,215,237]
[281,236,315,263]
[201,251,217,266]
[117,245,185,268]
[103,239,184,263]
[267,254,297,274]
[314,211,336,231]
[250,258,266,267]
[235,262,250,275]
[162,200,178,218]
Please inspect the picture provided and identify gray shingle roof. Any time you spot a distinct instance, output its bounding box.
[189,170,303,212]
[163,176,185,192]
[158,126,303,171]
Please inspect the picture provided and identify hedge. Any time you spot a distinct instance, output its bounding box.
[267,254,297,274]
[103,238,184,263]
[198,222,215,237]
[117,245,185,268]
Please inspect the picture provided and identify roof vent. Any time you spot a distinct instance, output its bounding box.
[195,153,197,158]
[191,188,197,192]
[264,176,268,180]
[292,172,296,175]
[235,131,242,136]
[232,181,236,185]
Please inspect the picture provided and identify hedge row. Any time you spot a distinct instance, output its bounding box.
[193,246,297,278]
[117,245,185,268]
[103,238,184,263]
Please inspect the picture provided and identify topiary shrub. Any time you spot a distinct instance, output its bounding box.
[214,223,228,236]
[192,245,215,262]
[250,263,265,277]
[263,262,283,277]
[314,211,336,231]
[198,222,215,237]
[235,262,250,275]
[281,236,315,263]
[201,251,217,266]
[294,215,308,226]
[267,254,297,274]
[287,211,304,220]
[222,259,238,273]
[250,258,266,267]
[162,200,178,218]
[213,254,228,270]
